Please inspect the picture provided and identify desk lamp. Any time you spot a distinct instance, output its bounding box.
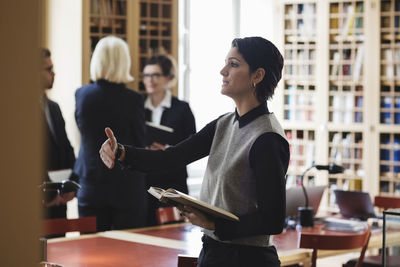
[298,164,345,227]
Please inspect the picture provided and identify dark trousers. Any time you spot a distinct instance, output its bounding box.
[198,235,281,267]
[78,204,146,232]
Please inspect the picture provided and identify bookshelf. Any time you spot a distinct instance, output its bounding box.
[278,0,400,209]
[378,0,400,195]
[326,0,366,207]
[82,0,178,94]
[282,1,318,188]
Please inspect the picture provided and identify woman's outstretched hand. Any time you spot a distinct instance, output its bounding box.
[99,127,118,169]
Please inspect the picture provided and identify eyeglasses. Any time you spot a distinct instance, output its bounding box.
[141,73,163,80]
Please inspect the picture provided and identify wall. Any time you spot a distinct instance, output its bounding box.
[0,0,42,265]
[46,0,83,155]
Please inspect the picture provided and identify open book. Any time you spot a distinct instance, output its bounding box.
[147,187,239,222]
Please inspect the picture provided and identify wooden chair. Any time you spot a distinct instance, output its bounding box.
[41,217,96,266]
[177,254,198,267]
[156,206,185,225]
[344,195,400,267]
[374,195,400,210]
[299,226,371,267]
[43,216,97,236]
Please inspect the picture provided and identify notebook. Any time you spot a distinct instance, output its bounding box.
[286,185,326,218]
[334,190,378,221]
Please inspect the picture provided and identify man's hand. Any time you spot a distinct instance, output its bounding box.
[44,192,76,207]
[45,194,63,207]
[181,206,215,230]
[99,127,118,169]
[60,191,75,204]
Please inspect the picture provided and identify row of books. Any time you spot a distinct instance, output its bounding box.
[382,48,400,80]
[330,3,364,38]
[380,136,400,174]
[91,0,127,26]
[285,3,316,39]
[285,49,315,61]
[285,65,314,77]
[381,0,400,12]
[330,45,364,82]
[331,94,363,123]
[380,95,400,124]
[380,181,400,194]
[330,133,363,166]
[284,90,315,121]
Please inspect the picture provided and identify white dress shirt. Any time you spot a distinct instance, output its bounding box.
[144,90,172,125]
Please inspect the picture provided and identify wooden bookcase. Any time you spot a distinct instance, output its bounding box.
[82,0,178,94]
[281,1,318,188]
[278,0,400,209]
[378,0,400,195]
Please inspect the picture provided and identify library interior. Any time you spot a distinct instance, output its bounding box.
[2,0,400,266]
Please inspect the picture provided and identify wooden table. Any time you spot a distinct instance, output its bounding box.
[47,222,400,267]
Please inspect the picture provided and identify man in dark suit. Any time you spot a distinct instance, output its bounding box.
[41,48,77,219]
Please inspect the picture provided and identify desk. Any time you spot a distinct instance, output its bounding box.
[47,223,400,267]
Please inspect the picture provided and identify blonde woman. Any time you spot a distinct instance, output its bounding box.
[74,36,147,231]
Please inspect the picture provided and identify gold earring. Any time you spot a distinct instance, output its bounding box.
[253,82,256,88]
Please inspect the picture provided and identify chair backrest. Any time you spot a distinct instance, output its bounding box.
[374,195,400,210]
[177,254,198,267]
[156,206,184,225]
[43,216,97,236]
[299,227,371,267]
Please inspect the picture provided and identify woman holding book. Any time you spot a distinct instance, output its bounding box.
[100,37,289,266]
[142,54,196,226]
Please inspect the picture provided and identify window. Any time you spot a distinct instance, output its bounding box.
[179,0,275,196]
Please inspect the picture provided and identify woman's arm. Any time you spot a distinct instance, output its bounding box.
[181,103,196,139]
[100,118,219,172]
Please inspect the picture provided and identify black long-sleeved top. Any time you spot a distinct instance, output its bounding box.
[122,102,289,243]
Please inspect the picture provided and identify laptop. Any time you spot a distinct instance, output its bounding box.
[286,185,326,218]
[334,190,379,221]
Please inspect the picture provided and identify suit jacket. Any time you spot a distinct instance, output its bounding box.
[44,96,76,219]
[74,80,147,213]
[145,96,196,193]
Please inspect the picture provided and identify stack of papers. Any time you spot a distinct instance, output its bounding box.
[323,217,368,232]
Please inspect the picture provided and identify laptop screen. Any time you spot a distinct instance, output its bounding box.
[286,186,326,218]
[334,190,376,220]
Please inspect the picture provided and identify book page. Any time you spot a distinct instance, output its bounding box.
[147,187,239,221]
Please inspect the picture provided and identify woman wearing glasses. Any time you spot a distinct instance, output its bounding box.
[74,36,147,231]
[142,55,196,226]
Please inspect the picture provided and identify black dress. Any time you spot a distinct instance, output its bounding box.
[145,96,196,225]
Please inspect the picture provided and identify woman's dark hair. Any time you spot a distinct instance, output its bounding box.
[231,37,284,102]
[144,54,175,80]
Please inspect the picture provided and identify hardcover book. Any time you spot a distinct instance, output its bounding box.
[147,187,239,222]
